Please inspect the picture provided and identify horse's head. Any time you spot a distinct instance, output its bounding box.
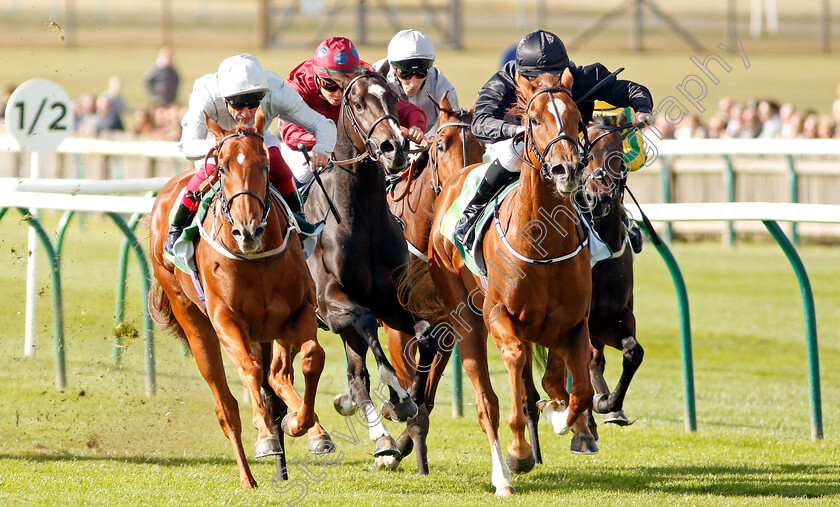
[514,69,584,195]
[205,108,271,254]
[432,92,484,181]
[577,115,629,220]
[335,71,409,173]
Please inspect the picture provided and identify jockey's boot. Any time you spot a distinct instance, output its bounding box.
[627,220,643,254]
[281,188,305,221]
[454,159,517,248]
[164,200,197,255]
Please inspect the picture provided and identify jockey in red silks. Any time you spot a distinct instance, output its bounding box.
[278,36,427,187]
[166,53,336,254]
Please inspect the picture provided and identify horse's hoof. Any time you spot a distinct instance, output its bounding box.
[604,411,630,426]
[495,486,516,496]
[254,435,282,458]
[537,399,570,435]
[505,452,535,475]
[396,432,414,457]
[372,435,401,458]
[570,434,599,455]
[308,433,336,454]
[280,412,305,437]
[374,454,401,470]
[381,399,418,422]
[333,393,358,416]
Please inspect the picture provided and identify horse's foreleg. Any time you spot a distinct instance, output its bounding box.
[566,323,597,454]
[349,307,417,422]
[489,318,534,476]
[522,346,543,465]
[177,307,257,488]
[212,315,278,454]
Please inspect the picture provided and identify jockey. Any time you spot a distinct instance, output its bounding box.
[374,29,460,135]
[457,29,653,250]
[279,36,427,187]
[167,53,336,254]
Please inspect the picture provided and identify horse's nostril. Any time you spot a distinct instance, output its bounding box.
[254,226,265,239]
[380,140,395,154]
[231,228,242,238]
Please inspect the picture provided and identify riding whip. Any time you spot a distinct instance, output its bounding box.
[298,142,342,224]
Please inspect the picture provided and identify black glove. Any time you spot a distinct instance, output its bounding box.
[502,123,520,139]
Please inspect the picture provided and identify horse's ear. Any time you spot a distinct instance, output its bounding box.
[515,71,534,96]
[560,67,574,91]
[439,91,452,112]
[254,106,266,132]
[205,112,223,140]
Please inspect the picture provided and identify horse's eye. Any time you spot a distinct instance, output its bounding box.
[530,116,539,126]
[354,101,363,111]
[436,141,445,152]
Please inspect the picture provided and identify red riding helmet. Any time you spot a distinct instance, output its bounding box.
[312,37,362,79]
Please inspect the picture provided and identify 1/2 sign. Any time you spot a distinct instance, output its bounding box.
[4,79,74,153]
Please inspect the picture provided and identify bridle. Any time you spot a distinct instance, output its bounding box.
[515,86,590,181]
[579,120,634,220]
[213,131,272,228]
[330,72,402,166]
[430,109,474,194]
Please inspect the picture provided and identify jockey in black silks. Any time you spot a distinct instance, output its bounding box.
[457,29,654,251]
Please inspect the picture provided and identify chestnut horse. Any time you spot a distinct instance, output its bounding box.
[405,70,597,496]
[148,109,331,488]
[303,71,438,464]
[582,115,644,432]
[383,93,485,474]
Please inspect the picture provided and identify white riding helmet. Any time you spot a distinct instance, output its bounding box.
[387,29,436,64]
[216,54,270,99]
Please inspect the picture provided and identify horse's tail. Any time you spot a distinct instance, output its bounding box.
[148,280,187,342]
[397,256,447,324]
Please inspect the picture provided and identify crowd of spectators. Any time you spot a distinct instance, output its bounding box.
[654,91,840,140]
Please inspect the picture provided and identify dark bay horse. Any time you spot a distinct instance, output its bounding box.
[148,109,331,488]
[582,115,644,431]
[383,93,485,473]
[303,71,438,463]
[406,70,596,496]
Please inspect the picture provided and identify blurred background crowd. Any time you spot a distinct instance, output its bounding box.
[2,43,839,141]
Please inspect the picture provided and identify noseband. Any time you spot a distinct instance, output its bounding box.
[214,131,271,228]
[517,86,589,181]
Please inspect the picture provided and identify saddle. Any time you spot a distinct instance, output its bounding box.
[441,164,613,277]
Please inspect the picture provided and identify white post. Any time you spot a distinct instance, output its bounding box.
[751,0,763,38]
[766,0,778,35]
[24,151,40,357]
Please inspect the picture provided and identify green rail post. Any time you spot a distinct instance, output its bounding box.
[723,155,735,247]
[641,221,696,432]
[108,213,156,396]
[451,344,463,417]
[54,210,75,258]
[113,211,144,365]
[763,220,822,440]
[659,156,673,243]
[786,155,799,245]
[18,208,66,391]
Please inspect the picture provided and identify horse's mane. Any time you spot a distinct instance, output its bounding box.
[507,73,564,121]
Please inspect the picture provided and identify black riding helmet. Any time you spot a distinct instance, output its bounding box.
[515,29,570,77]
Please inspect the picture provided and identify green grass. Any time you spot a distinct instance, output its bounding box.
[0,213,838,505]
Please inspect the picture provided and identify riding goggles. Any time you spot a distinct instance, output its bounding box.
[317,77,341,92]
[396,69,428,80]
[226,91,265,110]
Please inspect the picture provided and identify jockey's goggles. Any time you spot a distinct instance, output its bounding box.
[225,91,265,110]
[396,69,428,80]
[316,76,341,92]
